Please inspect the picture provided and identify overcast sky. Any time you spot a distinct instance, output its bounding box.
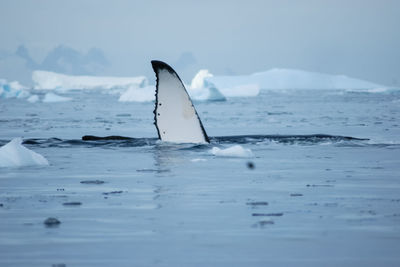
[0,0,399,85]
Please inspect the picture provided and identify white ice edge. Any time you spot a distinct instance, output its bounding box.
[0,138,49,168]
[210,145,254,158]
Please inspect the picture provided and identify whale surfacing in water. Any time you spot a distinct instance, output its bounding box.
[80,61,369,144]
[151,60,209,144]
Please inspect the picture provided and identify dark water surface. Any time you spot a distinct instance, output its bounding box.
[1,90,400,266]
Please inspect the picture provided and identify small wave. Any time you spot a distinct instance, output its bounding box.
[211,134,368,145]
[16,137,157,148]
[0,134,377,149]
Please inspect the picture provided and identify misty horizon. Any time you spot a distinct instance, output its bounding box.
[1,0,399,86]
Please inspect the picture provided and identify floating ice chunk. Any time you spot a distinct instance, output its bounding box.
[27,95,39,103]
[43,92,72,103]
[345,87,391,93]
[210,145,254,158]
[208,68,385,90]
[32,70,147,91]
[0,138,49,168]
[0,79,30,99]
[217,84,260,97]
[191,158,207,162]
[189,70,226,101]
[119,85,155,102]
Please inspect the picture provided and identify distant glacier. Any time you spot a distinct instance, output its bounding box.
[0,68,392,102]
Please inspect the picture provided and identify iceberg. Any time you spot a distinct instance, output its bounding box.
[0,138,49,168]
[189,69,259,98]
[208,68,384,90]
[118,71,226,103]
[119,85,156,102]
[27,67,389,104]
[0,79,30,99]
[189,70,226,101]
[42,92,72,103]
[27,95,39,103]
[211,145,254,158]
[32,69,227,102]
[32,70,147,91]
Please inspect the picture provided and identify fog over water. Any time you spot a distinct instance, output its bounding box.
[0,0,399,86]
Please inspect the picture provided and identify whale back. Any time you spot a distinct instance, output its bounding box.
[151,60,209,143]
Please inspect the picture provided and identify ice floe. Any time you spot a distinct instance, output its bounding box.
[0,138,49,168]
[211,145,254,158]
[43,92,72,103]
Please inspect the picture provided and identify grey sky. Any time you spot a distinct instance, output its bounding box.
[0,0,399,85]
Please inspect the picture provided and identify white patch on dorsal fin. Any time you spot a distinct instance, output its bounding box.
[151,60,209,144]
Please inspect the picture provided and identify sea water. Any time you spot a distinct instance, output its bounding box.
[1,89,400,266]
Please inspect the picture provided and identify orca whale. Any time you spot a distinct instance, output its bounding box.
[81,60,368,144]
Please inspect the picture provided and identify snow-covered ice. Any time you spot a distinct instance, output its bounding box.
[26,68,396,106]
[32,70,147,91]
[0,79,30,99]
[27,94,39,103]
[208,68,385,90]
[211,145,254,158]
[118,85,156,102]
[0,138,49,167]
[189,70,226,101]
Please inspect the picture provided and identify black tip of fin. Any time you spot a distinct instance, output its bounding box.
[151,60,176,74]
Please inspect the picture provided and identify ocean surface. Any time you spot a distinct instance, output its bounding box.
[1,89,400,266]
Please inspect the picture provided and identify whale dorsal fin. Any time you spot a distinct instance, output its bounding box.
[151,60,209,143]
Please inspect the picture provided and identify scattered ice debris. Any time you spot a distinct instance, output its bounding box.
[32,70,147,91]
[306,184,334,187]
[252,220,275,228]
[252,213,283,217]
[0,78,30,99]
[44,217,61,227]
[42,92,72,103]
[345,87,392,93]
[208,68,385,90]
[210,145,254,158]
[136,169,170,173]
[290,193,303,197]
[27,94,39,103]
[80,180,105,184]
[191,158,207,162]
[0,138,49,168]
[118,85,155,102]
[246,201,268,206]
[102,191,123,195]
[62,202,82,206]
